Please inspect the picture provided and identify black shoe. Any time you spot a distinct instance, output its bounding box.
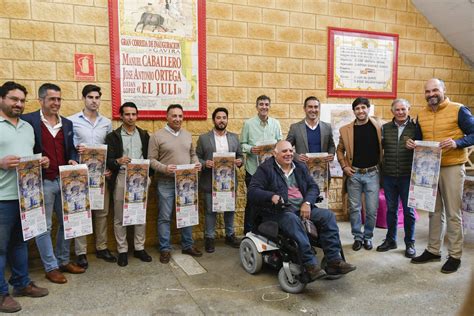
[133,250,152,262]
[326,260,357,275]
[441,256,461,274]
[405,243,416,258]
[376,240,397,252]
[305,264,327,281]
[117,253,128,267]
[411,250,441,264]
[225,234,241,248]
[96,249,117,263]
[363,240,373,250]
[352,240,363,251]
[205,238,215,253]
[76,254,88,269]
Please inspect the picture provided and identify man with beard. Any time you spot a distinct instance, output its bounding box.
[196,107,243,253]
[0,81,49,312]
[336,97,382,252]
[407,78,474,273]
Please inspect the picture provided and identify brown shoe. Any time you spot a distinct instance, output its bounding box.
[13,282,49,298]
[326,260,357,275]
[59,263,86,274]
[305,264,327,281]
[160,251,171,264]
[0,294,21,313]
[45,269,67,284]
[182,246,203,257]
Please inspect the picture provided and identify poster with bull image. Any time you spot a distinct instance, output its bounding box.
[407,141,442,212]
[175,164,199,228]
[108,0,207,119]
[123,159,150,226]
[59,164,92,239]
[306,153,329,209]
[212,152,236,213]
[80,144,107,210]
[255,140,277,165]
[463,176,474,241]
[16,154,47,241]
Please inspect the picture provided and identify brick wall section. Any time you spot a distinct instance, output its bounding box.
[1,0,473,253]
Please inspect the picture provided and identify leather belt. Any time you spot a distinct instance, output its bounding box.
[352,166,378,174]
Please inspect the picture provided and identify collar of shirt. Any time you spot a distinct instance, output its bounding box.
[165,124,180,136]
[258,116,268,127]
[79,110,103,127]
[213,129,227,137]
[394,118,409,128]
[275,160,296,178]
[40,110,62,137]
[121,126,137,136]
[305,119,320,130]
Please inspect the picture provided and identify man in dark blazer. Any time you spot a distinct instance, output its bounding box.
[286,96,335,163]
[21,83,84,284]
[196,107,244,253]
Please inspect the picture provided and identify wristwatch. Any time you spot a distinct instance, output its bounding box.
[304,201,311,205]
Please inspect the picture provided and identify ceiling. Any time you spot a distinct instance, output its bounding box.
[411,0,474,68]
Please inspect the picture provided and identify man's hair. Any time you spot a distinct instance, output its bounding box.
[0,81,28,98]
[38,83,61,99]
[255,95,271,106]
[120,102,138,115]
[82,84,102,98]
[352,97,370,110]
[304,96,320,107]
[391,98,410,111]
[167,103,183,113]
[432,78,446,89]
[212,107,228,120]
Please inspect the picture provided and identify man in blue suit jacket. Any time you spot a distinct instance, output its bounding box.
[21,83,84,284]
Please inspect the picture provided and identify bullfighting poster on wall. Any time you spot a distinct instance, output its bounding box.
[463,176,474,213]
[408,141,442,212]
[306,153,329,209]
[212,152,235,212]
[16,154,47,241]
[175,164,198,228]
[123,159,150,226]
[59,164,92,239]
[255,140,277,165]
[80,145,107,210]
[108,0,207,119]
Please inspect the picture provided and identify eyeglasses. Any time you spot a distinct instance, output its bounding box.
[5,95,26,104]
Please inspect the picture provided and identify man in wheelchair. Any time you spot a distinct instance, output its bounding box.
[248,140,356,280]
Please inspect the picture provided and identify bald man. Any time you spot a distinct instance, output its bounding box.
[248,140,356,279]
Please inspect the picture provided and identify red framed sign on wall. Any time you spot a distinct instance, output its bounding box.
[327,27,399,99]
[108,0,207,119]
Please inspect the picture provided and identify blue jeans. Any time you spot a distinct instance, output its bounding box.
[383,175,415,245]
[347,170,380,241]
[0,200,30,295]
[157,179,194,252]
[204,193,235,239]
[35,179,70,272]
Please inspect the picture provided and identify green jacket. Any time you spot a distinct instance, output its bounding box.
[381,118,416,177]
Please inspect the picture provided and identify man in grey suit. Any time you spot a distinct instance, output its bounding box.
[196,107,244,253]
[287,96,335,163]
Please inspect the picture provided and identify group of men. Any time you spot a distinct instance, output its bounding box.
[1,78,473,312]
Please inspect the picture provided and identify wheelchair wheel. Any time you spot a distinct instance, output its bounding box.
[240,238,263,274]
[278,266,306,294]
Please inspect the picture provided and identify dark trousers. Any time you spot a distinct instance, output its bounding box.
[244,171,254,234]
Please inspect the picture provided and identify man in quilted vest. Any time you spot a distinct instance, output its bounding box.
[407,78,474,273]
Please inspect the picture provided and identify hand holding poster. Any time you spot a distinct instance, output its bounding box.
[408,141,442,212]
[306,153,329,208]
[59,164,92,239]
[16,154,47,241]
[80,144,107,210]
[212,152,236,213]
[123,159,150,226]
[255,140,276,165]
[175,164,198,228]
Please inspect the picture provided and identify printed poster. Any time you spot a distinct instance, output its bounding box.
[16,154,47,241]
[306,153,329,209]
[212,152,235,213]
[463,176,474,239]
[175,164,198,228]
[59,164,92,239]
[408,141,442,212]
[80,144,107,210]
[123,159,150,226]
[255,140,276,165]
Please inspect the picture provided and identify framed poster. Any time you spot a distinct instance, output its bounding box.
[327,27,398,99]
[108,0,207,119]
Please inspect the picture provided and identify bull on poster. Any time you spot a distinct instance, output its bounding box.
[59,164,92,239]
[306,152,329,208]
[16,154,47,241]
[80,144,107,210]
[175,164,198,228]
[123,159,150,226]
[462,176,474,240]
[255,140,277,165]
[407,141,442,212]
[212,152,235,213]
